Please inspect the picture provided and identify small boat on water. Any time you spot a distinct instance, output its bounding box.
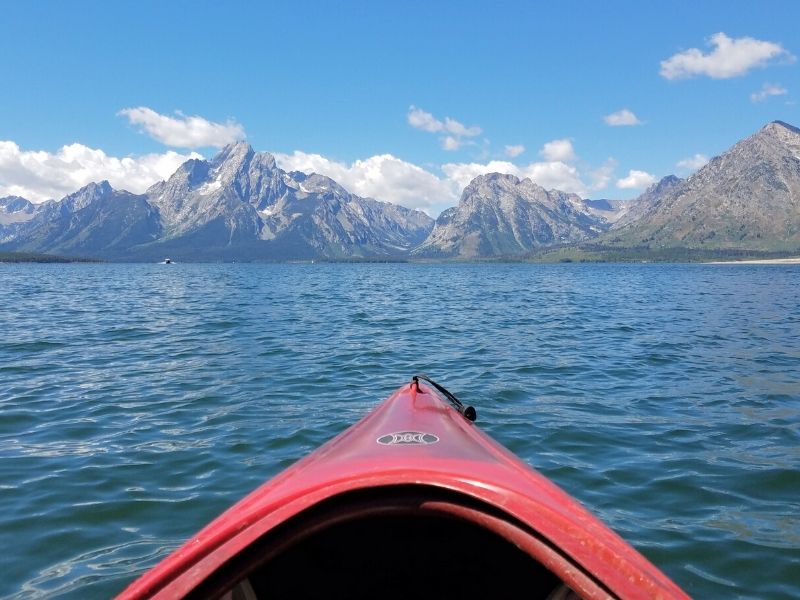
[162,258,173,264]
[118,376,689,599]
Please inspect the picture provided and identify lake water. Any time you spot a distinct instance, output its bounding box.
[1,262,798,599]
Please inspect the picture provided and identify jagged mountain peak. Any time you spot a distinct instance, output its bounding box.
[462,173,574,203]
[731,120,800,156]
[462,173,535,203]
[209,141,276,181]
[644,174,683,196]
[0,196,33,211]
[81,180,113,195]
[766,120,800,136]
[464,172,523,193]
[62,180,114,210]
[212,140,253,163]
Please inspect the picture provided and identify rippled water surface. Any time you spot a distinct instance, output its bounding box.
[1,262,798,599]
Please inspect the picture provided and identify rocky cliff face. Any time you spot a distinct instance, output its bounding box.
[413,173,609,258]
[607,121,800,250]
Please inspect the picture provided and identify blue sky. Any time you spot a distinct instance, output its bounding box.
[1,0,798,216]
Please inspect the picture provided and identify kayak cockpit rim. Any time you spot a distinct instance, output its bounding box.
[182,484,615,600]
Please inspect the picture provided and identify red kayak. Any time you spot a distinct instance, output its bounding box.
[118,376,689,599]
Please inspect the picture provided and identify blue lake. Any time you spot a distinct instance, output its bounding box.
[1,262,798,599]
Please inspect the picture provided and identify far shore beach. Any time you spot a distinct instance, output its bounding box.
[707,257,800,265]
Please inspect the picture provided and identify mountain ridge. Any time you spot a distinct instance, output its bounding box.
[2,120,800,260]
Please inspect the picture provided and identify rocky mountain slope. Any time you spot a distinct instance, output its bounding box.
[605,121,800,250]
[0,196,38,225]
[611,175,683,228]
[1,182,160,257]
[413,173,609,258]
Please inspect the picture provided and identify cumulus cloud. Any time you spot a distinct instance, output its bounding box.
[521,161,586,194]
[0,140,200,203]
[118,107,246,149]
[539,138,576,162]
[407,105,482,151]
[616,169,656,189]
[660,32,794,80]
[750,83,788,103]
[504,144,525,158]
[274,150,459,215]
[677,154,709,171]
[604,109,642,126]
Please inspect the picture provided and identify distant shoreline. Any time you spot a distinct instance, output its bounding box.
[706,257,800,265]
[0,252,101,263]
[2,251,800,265]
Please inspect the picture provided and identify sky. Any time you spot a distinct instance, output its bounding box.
[1,0,798,217]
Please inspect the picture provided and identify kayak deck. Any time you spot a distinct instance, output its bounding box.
[118,378,688,599]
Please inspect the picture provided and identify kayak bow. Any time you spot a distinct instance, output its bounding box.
[118,376,689,599]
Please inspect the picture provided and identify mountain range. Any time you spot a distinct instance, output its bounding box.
[2,120,799,261]
[0,143,432,261]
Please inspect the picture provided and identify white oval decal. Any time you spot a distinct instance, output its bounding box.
[377,431,439,445]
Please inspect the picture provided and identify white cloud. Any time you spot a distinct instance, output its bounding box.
[118,107,245,149]
[539,138,576,162]
[407,107,443,133]
[660,32,794,80]
[616,169,656,189]
[441,136,462,151]
[604,109,642,126]
[0,140,200,203]
[522,161,586,194]
[407,105,482,151]
[504,144,525,158]
[274,150,458,215]
[677,154,709,171]
[750,83,789,103]
[589,159,618,191]
[443,117,481,137]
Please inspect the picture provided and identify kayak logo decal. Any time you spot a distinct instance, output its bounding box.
[377,431,439,445]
